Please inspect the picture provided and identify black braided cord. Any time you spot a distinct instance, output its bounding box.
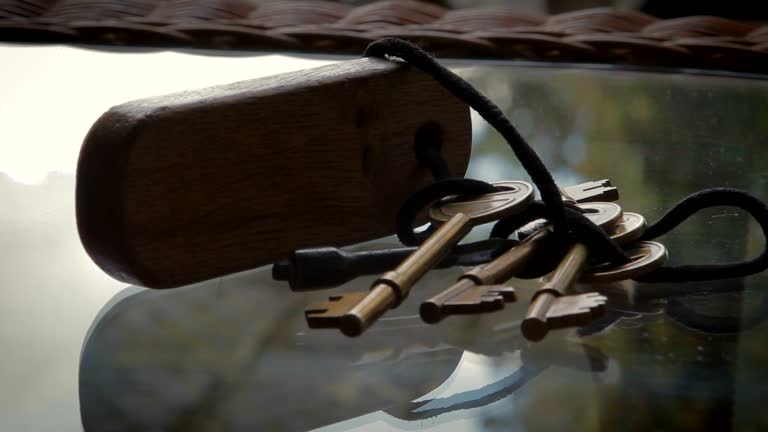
[366,38,768,282]
[364,38,570,237]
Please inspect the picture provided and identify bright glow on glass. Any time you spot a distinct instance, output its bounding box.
[0,44,335,184]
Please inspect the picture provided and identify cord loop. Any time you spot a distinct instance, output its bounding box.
[371,38,768,282]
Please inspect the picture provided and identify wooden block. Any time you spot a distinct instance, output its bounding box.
[76,57,471,288]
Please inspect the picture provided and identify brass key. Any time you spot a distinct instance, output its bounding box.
[305,180,535,336]
[522,208,649,341]
[421,203,627,323]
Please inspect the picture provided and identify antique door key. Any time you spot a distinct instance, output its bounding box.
[522,209,653,341]
[305,180,535,336]
[420,202,627,323]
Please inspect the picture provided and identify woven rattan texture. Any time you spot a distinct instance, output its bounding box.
[2,1,767,73]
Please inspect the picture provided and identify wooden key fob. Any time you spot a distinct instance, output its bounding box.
[76,58,471,288]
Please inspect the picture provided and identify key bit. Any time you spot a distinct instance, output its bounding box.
[441,283,517,315]
[304,292,371,332]
[561,179,619,203]
[421,278,517,323]
[521,293,607,342]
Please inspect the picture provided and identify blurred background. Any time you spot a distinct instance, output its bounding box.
[3,0,768,431]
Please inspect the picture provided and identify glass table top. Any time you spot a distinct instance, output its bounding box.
[1,43,767,431]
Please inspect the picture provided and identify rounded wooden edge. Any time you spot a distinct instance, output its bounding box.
[76,109,164,287]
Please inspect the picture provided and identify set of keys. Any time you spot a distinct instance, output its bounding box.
[274,179,669,341]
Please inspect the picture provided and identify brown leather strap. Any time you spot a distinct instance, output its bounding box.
[1,1,767,74]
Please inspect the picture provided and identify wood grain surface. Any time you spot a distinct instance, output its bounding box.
[76,57,471,288]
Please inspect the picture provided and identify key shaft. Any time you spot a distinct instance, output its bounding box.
[540,243,589,296]
[463,229,551,285]
[522,243,589,341]
[375,213,473,297]
[523,293,557,333]
[342,212,472,336]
